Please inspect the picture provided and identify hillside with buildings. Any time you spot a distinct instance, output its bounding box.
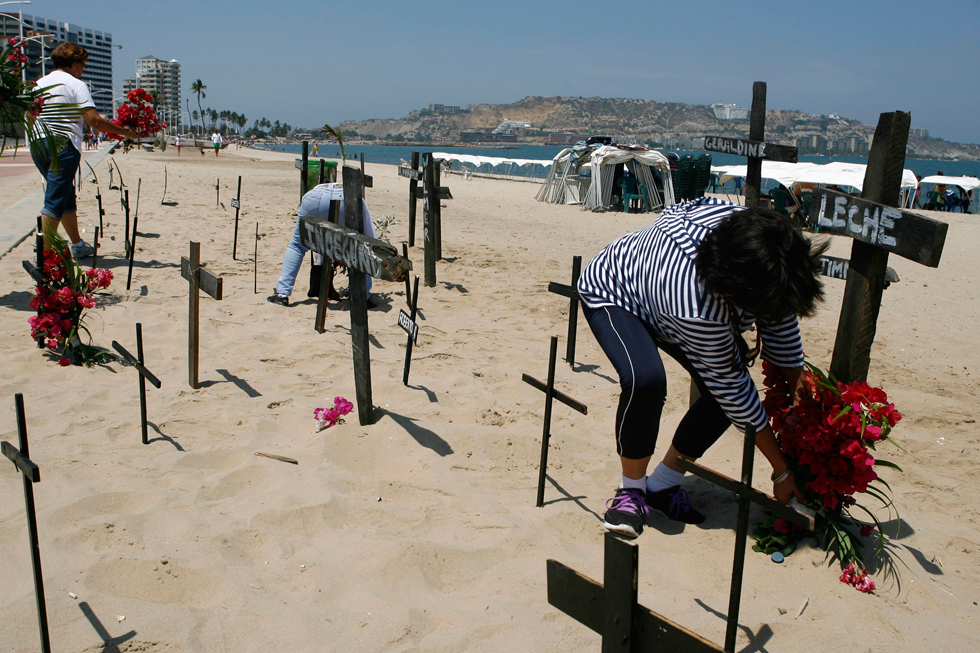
[339,96,980,160]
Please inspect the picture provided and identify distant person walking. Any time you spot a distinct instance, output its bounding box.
[175,134,182,155]
[31,43,137,257]
[212,130,223,157]
[312,144,319,157]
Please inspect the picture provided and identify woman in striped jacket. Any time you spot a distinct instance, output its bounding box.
[578,197,827,538]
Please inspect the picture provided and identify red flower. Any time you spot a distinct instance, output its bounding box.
[860,524,874,537]
[58,357,71,366]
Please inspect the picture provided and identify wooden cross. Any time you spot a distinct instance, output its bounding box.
[548,532,723,653]
[112,323,162,445]
[299,166,412,425]
[27,217,45,349]
[126,179,141,291]
[216,178,220,207]
[804,111,947,383]
[2,394,51,653]
[401,152,421,246]
[818,254,899,287]
[702,82,796,210]
[180,241,224,389]
[254,222,259,294]
[232,175,242,260]
[313,199,342,334]
[676,426,815,652]
[96,187,105,237]
[420,153,453,287]
[523,336,588,507]
[300,141,309,201]
[123,189,131,258]
[400,275,421,385]
[547,256,583,368]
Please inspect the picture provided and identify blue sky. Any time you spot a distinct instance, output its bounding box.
[20,0,980,143]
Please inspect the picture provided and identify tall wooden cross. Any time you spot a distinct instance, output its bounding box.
[523,336,588,507]
[805,111,947,383]
[419,153,452,287]
[676,426,815,652]
[300,166,412,425]
[548,532,723,653]
[400,275,421,385]
[547,256,583,367]
[232,175,242,260]
[180,241,224,389]
[400,152,421,246]
[2,394,51,653]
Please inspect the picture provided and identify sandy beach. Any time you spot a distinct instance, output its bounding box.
[1,145,978,652]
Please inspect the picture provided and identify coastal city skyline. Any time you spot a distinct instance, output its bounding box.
[5,0,980,145]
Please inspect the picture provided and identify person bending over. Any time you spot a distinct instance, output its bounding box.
[31,43,138,257]
[267,183,376,307]
[578,197,826,538]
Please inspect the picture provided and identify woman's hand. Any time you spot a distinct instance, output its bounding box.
[773,471,805,504]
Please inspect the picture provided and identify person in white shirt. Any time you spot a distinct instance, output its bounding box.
[175,134,182,155]
[31,43,137,258]
[211,131,223,157]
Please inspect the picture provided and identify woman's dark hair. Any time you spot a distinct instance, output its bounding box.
[50,43,88,69]
[695,207,829,322]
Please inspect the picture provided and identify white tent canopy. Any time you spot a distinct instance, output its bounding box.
[920,175,980,190]
[432,152,553,169]
[712,161,918,192]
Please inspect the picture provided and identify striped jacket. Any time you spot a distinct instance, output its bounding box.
[577,197,804,431]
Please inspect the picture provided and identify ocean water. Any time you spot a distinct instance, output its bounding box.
[252,142,980,180]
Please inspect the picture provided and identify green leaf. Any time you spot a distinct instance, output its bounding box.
[874,459,904,473]
[781,542,797,557]
[752,544,764,553]
[886,435,907,452]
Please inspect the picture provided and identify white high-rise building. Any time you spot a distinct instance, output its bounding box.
[123,55,181,117]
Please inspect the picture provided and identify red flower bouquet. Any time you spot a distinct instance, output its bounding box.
[107,88,165,141]
[754,360,904,592]
[29,228,114,365]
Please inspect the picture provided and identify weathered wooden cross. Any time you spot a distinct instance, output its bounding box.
[126,178,142,291]
[420,153,453,287]
[299,166,412,425]
[676,426,815,652]
[549,532,724,653]
[112,323,162,445]
[180,241,224,389]
[3,394,52,653]
[399,152,421,247]
[123,189,131,258]
[547,256,583,368]
[399,275,421,385]
[313,199,342,334]
[523,336,588,507]
[232,175,242,260]
[805,111,947,383]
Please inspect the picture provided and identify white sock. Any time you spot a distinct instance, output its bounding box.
[620,474,648,492]
[646,463,685,493]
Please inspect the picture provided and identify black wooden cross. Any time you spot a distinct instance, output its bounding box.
[254,222,259,294]
[547,256,583,368]
[420,153,453,287]
[112,323,162,445]
[804,111,948,383]
[232,175,242,260]
[523,336,588,507]
[27,217,45,349]
[180,241,224,389]
[123,189,131,258]
[3,394,51,653]
[548,532,724,653]
[126,178,141,291]
[299,166,412,425]
[400,275,421,385]
[95,186,105,238]
[676,426,815,652]
[400,152,421,246]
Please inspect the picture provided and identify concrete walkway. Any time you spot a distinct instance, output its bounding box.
[0,142,118,260]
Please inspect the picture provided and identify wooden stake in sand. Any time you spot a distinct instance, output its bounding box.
[313,199,342,334]
[180,241,224,389]
[547,256,582,368]
[522,336,587,507]
[548,533,723,653]
[126,179,141,290]
[299,166,412,425]
[2,394,51,653]
[254,451,298,465]
[92,230,100,270]
[27,217,45,349]
[419,154,453,286]
[400,275,421,385]
[253,222,259,294]
[112,323,162,445]
[805,111,947,383]
[95,187,105,238]
[300,141,309,201]
[123,189,131,258]
[232,176,242,260]
[216,178,220,207]
[676,426,815,652]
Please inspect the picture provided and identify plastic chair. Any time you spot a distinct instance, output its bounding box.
[769,187,795,216]
[619,176,647,212]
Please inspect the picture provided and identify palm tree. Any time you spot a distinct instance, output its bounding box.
[322,124,346,162]
[190,79,207,134]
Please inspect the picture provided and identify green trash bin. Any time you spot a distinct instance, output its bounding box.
[306,159,338,191]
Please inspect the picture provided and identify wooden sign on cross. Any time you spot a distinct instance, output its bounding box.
[180,241,224,389]
[299,166,412,425]
[677,425,815,652]
[804,111,948,383]
[522,336,588,507]
[2,394,52,653]
[112,323,162,445]
[547,256,583,368]
[548,532,724,653]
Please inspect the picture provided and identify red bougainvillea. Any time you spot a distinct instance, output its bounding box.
[108,88,164,140]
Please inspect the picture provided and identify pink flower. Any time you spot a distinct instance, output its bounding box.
[58,357,71,367]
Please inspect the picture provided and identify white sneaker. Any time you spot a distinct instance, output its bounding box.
[71,241,95,258]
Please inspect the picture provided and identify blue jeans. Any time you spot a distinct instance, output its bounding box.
[275,216,373,297]
[31,140,81,219]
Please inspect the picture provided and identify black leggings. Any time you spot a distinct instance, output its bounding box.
[583,304,731,460]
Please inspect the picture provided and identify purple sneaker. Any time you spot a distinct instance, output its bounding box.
[603,488,651,538]
[646,486,706,524]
